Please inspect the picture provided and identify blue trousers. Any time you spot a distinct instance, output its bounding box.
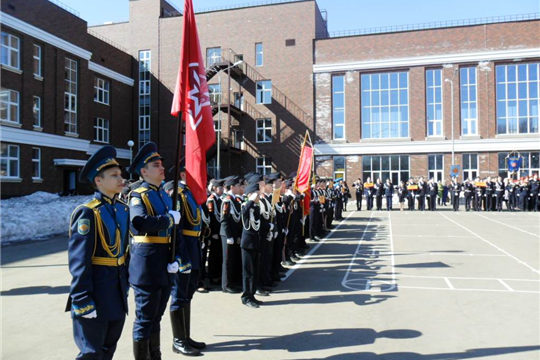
[73,316,125,360]
[131,284,171,341]
[170,270,200,311]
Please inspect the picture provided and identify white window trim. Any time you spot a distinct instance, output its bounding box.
[362,155,410,183]
[256,80,272,105]
[255,43,263,67]
[32,147,41,180]
[1,88,20,124]
[333,156,346,181]
[64,58,78,135]
[94,117,110,144]
[462,153,479,181]
[33,95,41,128]
[332,75,346,140]
[256,118,272,143]
[33,44,42,77]
[256,157,272,175]
[1,144,20,179]
[94,77,110,105]
[138,50,151,148]
[461,67,479,136]
[426,69,444,137]
[428,154,444,181]
[1,32,20,70]
[206,47,222,67]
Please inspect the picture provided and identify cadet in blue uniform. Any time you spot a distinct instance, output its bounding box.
[164,166,206,357]
[66,145,129,360]
[127,142,185,360]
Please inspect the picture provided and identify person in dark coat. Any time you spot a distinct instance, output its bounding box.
[384,178,393,211]
[353,178,364,211]
[397,180,407,211]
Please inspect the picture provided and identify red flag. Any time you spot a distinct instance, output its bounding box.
[171,0,215,205]
[294,137,314,194]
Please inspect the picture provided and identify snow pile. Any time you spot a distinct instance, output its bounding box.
[1,192,92,244]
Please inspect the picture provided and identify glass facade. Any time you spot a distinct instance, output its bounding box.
[362,155,409,184]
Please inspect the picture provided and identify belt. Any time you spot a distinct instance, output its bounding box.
[133,236,170,244]
[92,255,126,266]
[182,229,201,237]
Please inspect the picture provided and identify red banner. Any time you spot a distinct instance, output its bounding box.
[295,141,313,194]
[171,0,215,205]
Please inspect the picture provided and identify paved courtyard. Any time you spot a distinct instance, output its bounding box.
[2,208,539,359]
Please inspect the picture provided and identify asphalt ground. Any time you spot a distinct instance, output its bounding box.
[1,205,539,360]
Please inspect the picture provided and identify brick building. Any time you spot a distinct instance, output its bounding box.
[1,0,539,198]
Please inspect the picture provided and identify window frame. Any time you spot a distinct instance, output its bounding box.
[256,118,272,143]
[206,47,222,67]
[0,144,20,179]
[462,153,479,181]
[33,44,42,77]
[256,80,272,105]
[426,69,443,137]
[32,147,41,180]
[332,75,346,140]
[64,58,78,134]
[138,50,151,149]
[333,156,346,181]
[428,154,444,181]
[256,157,273,175]
[33,95,41,128]
[362,155,410,184]
[255,42,263,67]
[94,117,110,144]
[1,32,20,70]
[460,67,478,136]
[0,88,20,124]
[94,77,110,105]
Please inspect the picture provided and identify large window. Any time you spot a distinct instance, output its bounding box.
[1,32,20,69]
[139,50,151,148]
[498,152,539,178]
[428,154,444,181]
[233,129,245,150]
[33,44,42,77]
[64,58,77,134]
[462,153,478,181]
[496,63,539,134]
[208,84,221,103]
[362,155,409,184]
[94,78,110,105]
[0,88,19,123]
[332,75,345,140]
[32,147,41,180]
[256,157,272,175]
[94,117,109,143]
[361,72,409,139]
[256,80,272,104]
[334,156,345,181]
[33,96,41,128]
[460,67,478,135]
[206,47,221,67]
[426,69,443,137]
[256,118,272,143]
[0,144,20,178]
[255,43,263,67]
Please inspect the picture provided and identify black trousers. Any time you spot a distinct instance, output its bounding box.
[207,234,223,280]
[171,270,200,310]
[464,193,472,210]
[452,193,460,211]
[496,194,504,211]
[376,196,382,210]
[260,236,273,286]
[366,195,373,210]
[272,232,284,278]
[335,199,343,219]
[486,193,493,211]
[417,196,425,211]
[386,195,392,210]
[429,195,437,211]
[221,236,240,289]
[356,194,363,210]
[241,248,257,302]
[132,284,171,341]
[73,316,125,360]
[407,195,414,210]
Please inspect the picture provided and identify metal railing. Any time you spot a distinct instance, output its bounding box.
[317,13,540,39]
[47,0,80,17]
[195,0,309,14]
[87,29,129,53]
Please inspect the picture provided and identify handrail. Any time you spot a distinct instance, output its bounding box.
[87,29,129,53]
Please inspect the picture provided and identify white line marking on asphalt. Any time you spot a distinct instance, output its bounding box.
[397,274,539,281]
[398,285,539,294]
[282,210,357,281]
[439,212,540,275]
[498,279,514,291]
[474,213,540,238]
[387,212,397,291]
[444,277,454,289]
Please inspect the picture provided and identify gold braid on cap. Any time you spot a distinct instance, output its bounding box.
[96,159,120,172]
[143,152,161,164]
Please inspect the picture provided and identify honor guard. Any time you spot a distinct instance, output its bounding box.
[449,177,461,211]
[374,178,383,211]
[271,176,287,283]
[127,142,185,360]
[164,167,206,357]
[495,176,505,212]
[353,179,364,211]
[530,174,539,212]
[473,177,484,211]
[417,177,426,211]
[220,176,243,294]
[428,178,438,211]
[384,178,393,211]
[463,179,473,211]
[206,179,225,285]
[485,176,494,211]
[406,178,415,211]
[397,181,407,211]
[67,145,129,360]
[260,173,281,289]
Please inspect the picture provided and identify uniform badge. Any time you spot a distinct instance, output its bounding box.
[131,198,141,206]
[78,219,90,235]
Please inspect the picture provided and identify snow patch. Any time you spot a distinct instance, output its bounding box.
[1,192,92,244]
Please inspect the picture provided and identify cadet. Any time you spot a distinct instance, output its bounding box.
[365,177,374,211]
[406,178,416,211]
[374,178,383,211]
[495,176,505,212]
[220,176,243,293]
[384,178,393,211]
[417,177,426,211]
[530,174,539,212]
[127,142,184,360]
[485,176,494,211]
[506,179,516,211]
[428,178,438,211]
[206,179,225,285]
[353,178,364,211]
[463,179,473,211]
[257,173,276,294]
[66,145,129,360]
[449,177,461,211]
[164,167,206,357]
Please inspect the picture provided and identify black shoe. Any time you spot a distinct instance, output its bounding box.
[170,309,201,356]
[256,289,269,296]
[185,303,206,350]
[172,339,201,356]
[243,299,259,308]
[222,286,240,294]
[133,339,150,360]
[272,277,282,282]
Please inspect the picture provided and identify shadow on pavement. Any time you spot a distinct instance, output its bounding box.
[288,345,540,359]
[208,328,422,353]
[264,293,393,307]
[1,235,67,265]
[1,285,70,296]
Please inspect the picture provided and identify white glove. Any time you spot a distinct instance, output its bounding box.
[274,231,278,239]
[266,232,273,241]
[168,210,181,224]
[227,238,234,245]
[82,310,97,319]
[248,193,258,201]
[167,262,179,273]
[201,242,206,249]
[284,228,289,235]
[212,234,219,240]
[269,223,274,231]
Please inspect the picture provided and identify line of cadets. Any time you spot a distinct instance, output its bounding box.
[66,142,354,360]
[349,174,540,212]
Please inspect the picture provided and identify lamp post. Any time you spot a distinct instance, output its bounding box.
[127,140,134,180]
[216,60,243,179]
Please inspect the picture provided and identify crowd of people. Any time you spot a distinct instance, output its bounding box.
[350,174,540,212]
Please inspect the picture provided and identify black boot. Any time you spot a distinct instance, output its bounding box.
[149,332,162,360]
[170,309,200,356]
[185,302,206,350]
[133,339,150,360]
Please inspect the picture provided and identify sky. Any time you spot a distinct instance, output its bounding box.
[59,0,539,31]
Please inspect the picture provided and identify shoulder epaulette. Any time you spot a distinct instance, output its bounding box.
[83,198,101,209]
[133,187,148,194]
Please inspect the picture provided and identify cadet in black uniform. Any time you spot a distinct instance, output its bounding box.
[127,142,185,360]
[406,178,415,211]
[463,179,473,211]
[374,178,383,211]
[364,177,374,210]
[258,173,277,293]
[384,178,393,211]
[495,176,505,212]
[530,174,539,212]
[428,178,438,211]
[473,177,483,211]
[506,179,516,211]
[449,177,461,211]
[206,179,224,285]
[352,178,363,211]
[397,180,407,211]
[417,177,426,211]
[485,176,494,211]
[67,146,129,360]
[220,176,243,293]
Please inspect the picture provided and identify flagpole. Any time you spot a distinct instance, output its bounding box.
[170,112,184,263]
